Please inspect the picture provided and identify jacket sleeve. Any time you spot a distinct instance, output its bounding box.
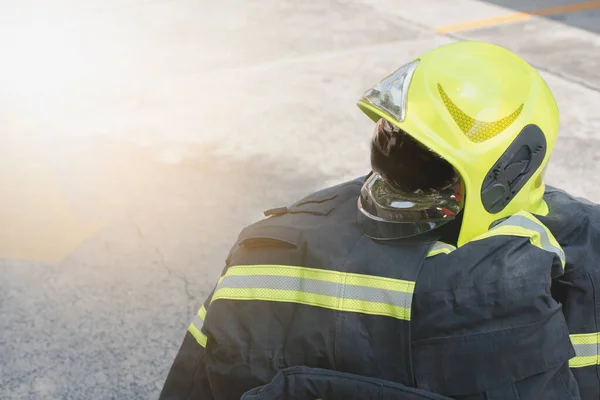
[159,296,214,400]
[159,214,310,399]
[411,212,580,399]
[541,189,600,400]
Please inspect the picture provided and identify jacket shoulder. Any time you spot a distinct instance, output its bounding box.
[543,186,600,233]
[412,217,576,397]
[225,176,366,267]
[541,187,600,273]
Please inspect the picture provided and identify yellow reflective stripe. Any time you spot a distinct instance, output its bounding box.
[427,242,456,257]
[187,304,208,347]
[471,211,565,267]
[211,287,411,320]
[198,304,207,320]
[570,355,598,368]
[571,332,600,345]
[476,225,543,246]
[212,265,415,321]
[569,332,600,368]
[518,211,563,253]
[188,322,207,347]
[221,265,415,292]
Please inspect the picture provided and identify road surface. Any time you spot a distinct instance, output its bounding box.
[1,0,600,398]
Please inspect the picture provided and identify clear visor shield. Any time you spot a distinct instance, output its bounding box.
[357,118,465,240]
[358,173,464,240]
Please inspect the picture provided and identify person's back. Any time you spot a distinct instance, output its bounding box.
[159,42,600,399]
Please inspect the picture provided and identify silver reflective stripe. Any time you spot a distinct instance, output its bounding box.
[191,313,204,331]
[217,274,413,310]
[499,215,565,262]
[429,242,455,255]
[189,306,208,347]
[573,343,598,358]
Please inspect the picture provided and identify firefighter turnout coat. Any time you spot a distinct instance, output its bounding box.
[159,176,600,400]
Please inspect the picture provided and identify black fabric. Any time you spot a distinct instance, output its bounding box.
[159,332,213,400]
[412,310,573,397]
[570,368,600,400]
[483,383,519,400]
[412,236,565,340]
[538,187,600,400]
[412,231,575,398]
[159,178,600,400]
[236,225,304,249]
[240,366,454,400]
[200,177,434,399]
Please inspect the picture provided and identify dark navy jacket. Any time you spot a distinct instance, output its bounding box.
[159,177,600,400]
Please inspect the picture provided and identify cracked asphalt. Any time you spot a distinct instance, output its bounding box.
[1,0,600,398]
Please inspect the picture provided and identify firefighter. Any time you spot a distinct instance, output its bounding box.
[159,41,600,399]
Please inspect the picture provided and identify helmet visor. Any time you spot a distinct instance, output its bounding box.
[357,119,464,240]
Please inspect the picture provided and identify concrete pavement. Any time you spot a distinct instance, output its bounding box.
[1,0,600,398]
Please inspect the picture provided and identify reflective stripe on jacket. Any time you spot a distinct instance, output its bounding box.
[160,177,598,400]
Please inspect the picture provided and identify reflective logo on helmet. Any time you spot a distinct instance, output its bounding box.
[438,83,524,143]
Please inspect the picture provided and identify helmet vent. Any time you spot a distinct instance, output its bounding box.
[481,124,547,213]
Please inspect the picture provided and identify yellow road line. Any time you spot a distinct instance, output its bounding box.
[436,0,600,33]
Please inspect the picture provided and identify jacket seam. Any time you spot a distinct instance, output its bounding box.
[557,364,578,400]
[333,234,366,370]
[413,306,564,344]
[183,351,207,400]
[415,273,552,295]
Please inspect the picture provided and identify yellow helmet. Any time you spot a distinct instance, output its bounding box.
[357,41,559,246]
